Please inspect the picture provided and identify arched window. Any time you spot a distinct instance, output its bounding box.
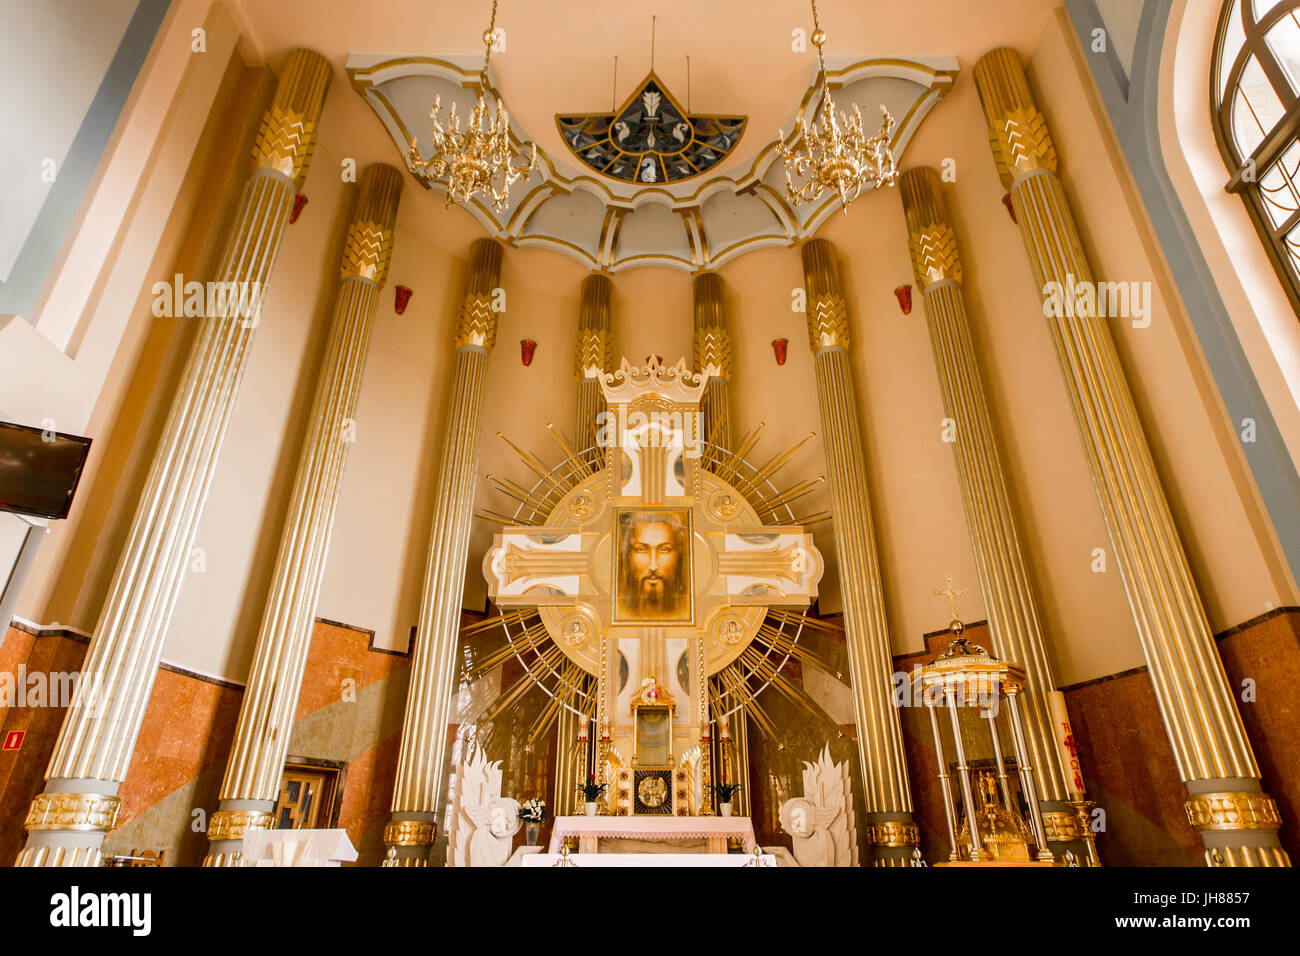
[1214,0,1300,312]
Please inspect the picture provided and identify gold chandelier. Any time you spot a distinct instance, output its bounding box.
[777,0,899,212]
[406,0,537,212]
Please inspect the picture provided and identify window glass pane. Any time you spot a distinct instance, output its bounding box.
[1233,55,1287,155]
[1254,0,1287,20]
[1259,139,1300,226]
[1221,1,1248,102]
[1266,12,1300,93]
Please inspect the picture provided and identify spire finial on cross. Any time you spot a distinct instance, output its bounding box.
[934,575,969,622]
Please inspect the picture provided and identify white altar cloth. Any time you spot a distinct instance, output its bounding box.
[548,815,756,854]
[523,852,774,867]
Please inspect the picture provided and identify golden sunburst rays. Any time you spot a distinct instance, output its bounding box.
[462,419,843,744]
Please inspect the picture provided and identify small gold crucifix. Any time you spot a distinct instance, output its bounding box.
[934,575,969,622]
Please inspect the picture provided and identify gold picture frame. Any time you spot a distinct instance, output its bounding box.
[612,508,694,624]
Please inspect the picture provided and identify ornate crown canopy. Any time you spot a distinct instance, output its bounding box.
[586,355,718,405]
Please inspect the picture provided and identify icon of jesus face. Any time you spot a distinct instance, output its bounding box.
[615,510,691,622]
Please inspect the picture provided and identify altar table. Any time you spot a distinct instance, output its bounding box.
[548,815,756,855]
[523,852,774,867]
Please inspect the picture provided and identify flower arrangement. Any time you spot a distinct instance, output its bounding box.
[520,797,546,823]
[576,774,608,802]
[708,782,743,803]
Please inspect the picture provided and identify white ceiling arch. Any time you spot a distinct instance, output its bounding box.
[348,52,957,273]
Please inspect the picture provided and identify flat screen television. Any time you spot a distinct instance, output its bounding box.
[0,420,92,520]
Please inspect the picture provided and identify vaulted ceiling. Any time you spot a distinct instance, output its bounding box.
[226,0,1062,266]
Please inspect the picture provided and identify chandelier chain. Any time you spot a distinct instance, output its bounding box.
[778,0,900,213]
[406,0,537,212]
[482,0,499,81]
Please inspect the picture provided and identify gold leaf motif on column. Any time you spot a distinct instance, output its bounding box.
[986,107,1058,189]
[339,220,395,283]
[252,106,319,187]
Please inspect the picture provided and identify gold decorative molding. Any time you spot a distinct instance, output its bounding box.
[694,328,733,381]
[383,820,436,847]
[901,167,962,287]
[23,793,121,833]
[253,107,318,185]
[1186,792,1283,832]
[692,272,733,380]
[868,821,920,847]
[1041,810,1085,843]
[972,49,1058,190]
[575,273,614,452]
[802,240,851,351]
[251,50,331,189]
[454,295,497,351]
[575,329,608,382]
[207,809,275,841]
[453,239,504,352]
[340,220,395,282]
[910,224,962,288]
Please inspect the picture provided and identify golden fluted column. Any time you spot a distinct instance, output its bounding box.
[573,273,613,451]
[555,274,612,816]
[691,270,749,810]
[974,48,1289,866]
[801,239,917,865]
[204,164,402,866]
[900,166,1087,857]
[693,271,734,453]
[384,237,504,866]
[17,49,331,868]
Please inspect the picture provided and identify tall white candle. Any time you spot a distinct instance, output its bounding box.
[1047,690,1086,797]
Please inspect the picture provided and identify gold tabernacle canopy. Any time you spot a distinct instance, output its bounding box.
[918,600,1056,866]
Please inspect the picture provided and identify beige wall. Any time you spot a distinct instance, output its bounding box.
[15,3,1296,693]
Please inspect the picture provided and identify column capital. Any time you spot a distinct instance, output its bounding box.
[692,271,732,381]
[800,239,851,352]
[575,273,613,381]
[339,164,402,284]
[900,167,963,290]
[972,48,1058,191]
[453,238,505,352]
[251,48,332,189]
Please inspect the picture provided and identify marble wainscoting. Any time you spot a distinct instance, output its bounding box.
[0,623,92,865]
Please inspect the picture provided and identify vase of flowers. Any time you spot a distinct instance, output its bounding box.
[520,797,546,845]
[576,775,607,816]
[710,782,742,817]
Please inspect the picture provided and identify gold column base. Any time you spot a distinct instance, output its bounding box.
[23,792,121,833]
[382,819,436,866]
[1186,791,1291,867]
[866,818,922,866]
[201,809,275,866]
[1185,791,1283,831]
[866,820,920,848]
[207,809,276,842]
